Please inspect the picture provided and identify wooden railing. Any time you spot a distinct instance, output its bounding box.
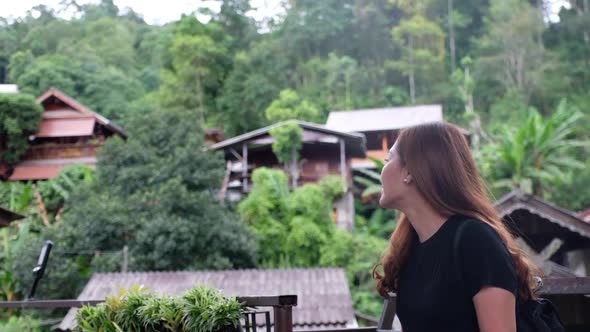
[0,295,298,332]
[23,143,101,160]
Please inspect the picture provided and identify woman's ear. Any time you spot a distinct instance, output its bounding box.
[403,174,413,184]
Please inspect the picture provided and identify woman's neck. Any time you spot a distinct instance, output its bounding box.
[401,200,450,243]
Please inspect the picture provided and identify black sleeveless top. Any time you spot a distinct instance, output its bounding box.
[396,215,517,332]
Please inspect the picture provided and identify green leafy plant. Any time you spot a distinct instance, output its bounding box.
[75,285,242,332]
[182,286,242,332]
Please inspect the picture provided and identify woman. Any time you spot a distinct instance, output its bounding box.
[374,122,540,332]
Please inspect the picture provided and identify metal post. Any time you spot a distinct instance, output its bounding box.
[242,143,248,193]
[122,245,128,273]
[377,296,396,332]
[339,138,347,191]
[273,305,293,332]
[28,240,53,300]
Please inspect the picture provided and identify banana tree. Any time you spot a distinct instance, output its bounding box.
[487,100,588,196]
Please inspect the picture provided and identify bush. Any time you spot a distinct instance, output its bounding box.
[0,316,44,332]
[75,285,242,332]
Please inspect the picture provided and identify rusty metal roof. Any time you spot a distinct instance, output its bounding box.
[36,87,127,138]
[9,165,64,180]
[58,268,357,331]
[8,158,97,180]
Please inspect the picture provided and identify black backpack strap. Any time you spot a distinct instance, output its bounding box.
[452,218,470,285]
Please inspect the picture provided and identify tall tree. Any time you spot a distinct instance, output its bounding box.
[475,0,551,101]
[391,14,445,104]
[0,93,42,165]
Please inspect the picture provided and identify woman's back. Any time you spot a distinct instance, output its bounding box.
[396,215,517,332]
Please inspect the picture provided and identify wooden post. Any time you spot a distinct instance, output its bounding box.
[274,305,293,332]
[382,133,389,153]
[339,138,347,192]
[291,148,298,188]
[242,144,248,193]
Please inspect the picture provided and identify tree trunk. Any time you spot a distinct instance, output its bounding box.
[409,35,416,104]
[448,0,456,73]
[195,71,205,125]
[290,148,298,188]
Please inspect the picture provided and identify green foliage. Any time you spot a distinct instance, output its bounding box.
[237,167,386,316]
[36,164,95,214]
[391,14,445,103]
[0,93,43,164]
[58,109,255,272]
[269,122,303,164]
[0,316,43,332]
[182,286,242,332]
[265,89,320,123]
[479,100,588,197]
[75,285,241,332]
[474,0,551,101]
[239,168,344,267]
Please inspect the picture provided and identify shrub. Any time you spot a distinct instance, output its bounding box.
[75,285,242,332]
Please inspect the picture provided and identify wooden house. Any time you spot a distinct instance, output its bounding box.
[210,120,366,231]
[325,105,444,169]
[4,87,127,181]
[495,190,590,277]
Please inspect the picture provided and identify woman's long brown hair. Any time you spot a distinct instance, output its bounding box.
[374,122,540,300]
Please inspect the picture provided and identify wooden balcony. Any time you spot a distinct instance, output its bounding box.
[1,278,589,331]
[22,143,101,160]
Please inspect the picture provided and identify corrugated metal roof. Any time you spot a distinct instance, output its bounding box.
[0,84,19,93]
[58,268,357,331]
[9,165,64,180]
[210,120,367,158]
[36,118,96,138]
[325,105,443,132]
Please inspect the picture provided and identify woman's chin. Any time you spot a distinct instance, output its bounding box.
[378,194,389,208]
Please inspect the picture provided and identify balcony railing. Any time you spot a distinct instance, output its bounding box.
[0,295,298,332]
[23,143,101,160]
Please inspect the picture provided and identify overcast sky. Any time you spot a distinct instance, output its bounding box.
[1,0,285,25]
[1,0,569,26]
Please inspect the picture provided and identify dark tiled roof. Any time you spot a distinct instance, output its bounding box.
[0,206,24,227]
[495,189,590,239]
[58,268,356,331]
[209,120,367,159]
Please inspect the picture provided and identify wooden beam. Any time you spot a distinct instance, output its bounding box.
[540,277,590,295]
[381,133,388,152]
[339,138,347,191]
[242,143,248,192]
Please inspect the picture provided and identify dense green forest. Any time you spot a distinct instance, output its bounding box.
[1,0,589,328]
